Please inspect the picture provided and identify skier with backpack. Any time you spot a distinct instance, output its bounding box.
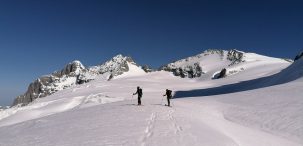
[163,89,172,106]
[133,86,143,105]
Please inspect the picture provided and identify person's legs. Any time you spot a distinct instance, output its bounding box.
[167,97,170,106]
[138,96,141,105]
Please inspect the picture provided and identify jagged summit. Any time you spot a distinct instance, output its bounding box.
[54,60,86,77]
[110,54,134,63]
[88,54,137,77]
[70,60,85,69]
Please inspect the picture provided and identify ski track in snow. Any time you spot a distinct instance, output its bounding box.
[168,109,183,134]
[139,105,185,146]
[0,96,301,146]
[141,112,157,146]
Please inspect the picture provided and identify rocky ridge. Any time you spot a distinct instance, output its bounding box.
[13,55,142,106]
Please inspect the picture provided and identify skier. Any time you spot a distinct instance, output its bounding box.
[163,89,172,106]
[133,86,143,105]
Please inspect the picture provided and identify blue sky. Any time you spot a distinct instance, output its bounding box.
[0,0,302,106]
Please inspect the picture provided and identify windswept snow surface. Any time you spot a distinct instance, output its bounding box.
[0,56,302,146]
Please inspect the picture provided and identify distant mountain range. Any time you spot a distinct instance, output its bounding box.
[12,49,298,106]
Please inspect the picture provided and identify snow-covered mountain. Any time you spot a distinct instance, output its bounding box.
[160,49,289,79]
[1,49,302,146]
[13,54,146,106]
[13,50,292,107]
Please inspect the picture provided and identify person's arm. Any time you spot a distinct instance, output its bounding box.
[133,90,138,95]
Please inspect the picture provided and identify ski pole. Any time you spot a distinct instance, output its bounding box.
[161,96,164,105]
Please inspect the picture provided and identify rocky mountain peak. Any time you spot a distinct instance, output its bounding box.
[12,54,142,106]
[93,54,138,79]
[107,54,135,65]
[12,60,89,106]
[70,60,85,69]
[64,60,85,74]
[52,60,86,77]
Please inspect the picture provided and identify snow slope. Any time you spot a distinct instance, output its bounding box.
[115,62,147,79]
[0,52,302,146]
[0,63,147,127]
[161,49,289,79]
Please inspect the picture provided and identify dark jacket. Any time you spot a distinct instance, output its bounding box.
[134,88,143,97]
[164,89,172,98]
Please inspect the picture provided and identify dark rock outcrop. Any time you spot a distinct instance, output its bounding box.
[217,68,227,79]
[142,65,153,73]
[161,62,204,78]
[227,49,245,66]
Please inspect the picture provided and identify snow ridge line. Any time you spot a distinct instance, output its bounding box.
[141,112,157,146]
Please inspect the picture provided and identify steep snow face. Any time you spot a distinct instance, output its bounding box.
[161,49,289,79]
[12,55,144,106]
[114,62,147,79]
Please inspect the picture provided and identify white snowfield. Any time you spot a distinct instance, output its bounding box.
[0,53,302,146]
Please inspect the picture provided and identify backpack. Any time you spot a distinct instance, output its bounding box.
[167,90,172,98]
[138,88,143,96]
